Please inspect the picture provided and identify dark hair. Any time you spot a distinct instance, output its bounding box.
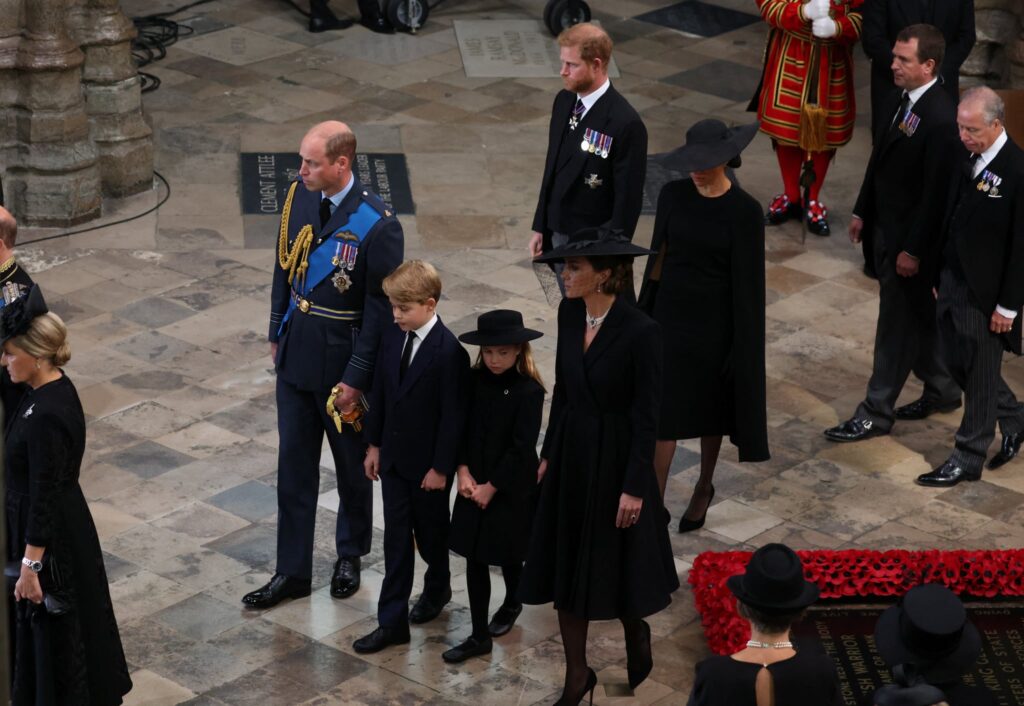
[586,255,633,295]
[897,24,946,71]
[736,601,805,634]
[727,154,742,169]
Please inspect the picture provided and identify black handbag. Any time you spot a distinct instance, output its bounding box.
[4,556,73,616]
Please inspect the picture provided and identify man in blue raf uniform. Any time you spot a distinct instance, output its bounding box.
[243,121,404,609]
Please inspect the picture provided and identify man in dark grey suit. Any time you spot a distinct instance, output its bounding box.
[917,87,1024,486]
[825,25,961,444]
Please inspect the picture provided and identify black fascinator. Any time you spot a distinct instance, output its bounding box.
[0,285,48,343]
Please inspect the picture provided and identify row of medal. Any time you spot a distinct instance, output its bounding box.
[898,111,920,137]
[581,128,613,159]
[978,169,1002,196]
[331,237,359,293]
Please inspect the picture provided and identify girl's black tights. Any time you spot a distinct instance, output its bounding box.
[465,559,523,638]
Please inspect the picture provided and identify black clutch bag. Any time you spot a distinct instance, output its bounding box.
[4,556,74,616]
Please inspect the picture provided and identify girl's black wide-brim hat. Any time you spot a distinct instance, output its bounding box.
[533,226,653,264]
[458,309,543,346]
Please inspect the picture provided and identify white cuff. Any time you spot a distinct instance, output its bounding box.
[996,304,1019,320]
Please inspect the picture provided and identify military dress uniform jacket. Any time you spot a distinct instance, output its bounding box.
[940,137,1024,354]
[853,82,960,275]
[269,177,404,392]
[0,258,34,420]
[532,85,647,251]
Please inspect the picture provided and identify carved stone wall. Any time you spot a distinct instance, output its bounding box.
[964,0,1024,88]
[0,0,152,227]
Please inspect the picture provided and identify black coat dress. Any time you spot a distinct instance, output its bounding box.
[449,367,545,566]
[520,297,679,620]
[638,179,769,462]
[5,375,132,706]
[687,651,842,706]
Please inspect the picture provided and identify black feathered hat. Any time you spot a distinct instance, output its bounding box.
[0,285,48,343]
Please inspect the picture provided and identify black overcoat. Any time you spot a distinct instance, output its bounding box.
[519,298,679,620]
[449,367,545,565]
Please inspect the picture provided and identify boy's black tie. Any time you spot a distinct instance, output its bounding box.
[400,331,416,380]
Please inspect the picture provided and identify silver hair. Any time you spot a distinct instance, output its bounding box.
[961,85,1005,125]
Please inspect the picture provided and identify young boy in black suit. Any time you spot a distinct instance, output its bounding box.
[353,260,469,654]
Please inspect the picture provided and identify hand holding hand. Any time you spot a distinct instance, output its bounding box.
[470,482,497,510]
[615,493,643,529]
[812,17,838,38]
[421,468,447,491]
[456,465,477,498]
[896,251,919,277]
[803,0,830,21]
[364,445,380,481]
[991,310,1015,335]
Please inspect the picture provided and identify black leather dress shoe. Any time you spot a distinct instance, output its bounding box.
[488,603,523,637]
[915,461,980,487]
[988,432,1024,470]
[824,418,887,442]
[353,624,411,654]
[360,15,396,34]
[442,635,493,663]
[309,0,354,34]
[330,556,361,599]
[409,586,452,624]
[894,397,962,420]
[241,574,311,609]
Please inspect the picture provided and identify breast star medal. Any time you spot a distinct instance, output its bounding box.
[332,270,352,293]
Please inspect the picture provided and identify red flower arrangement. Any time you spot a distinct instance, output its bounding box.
[689,549,1024,655]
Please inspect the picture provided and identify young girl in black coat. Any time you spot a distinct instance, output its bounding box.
[442,310,545,664]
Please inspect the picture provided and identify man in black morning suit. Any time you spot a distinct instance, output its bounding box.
[862,0,975,139]
[243,121,404,608]
[528,23,647,290]
[917,87,1024,487]
[825,25,961,444]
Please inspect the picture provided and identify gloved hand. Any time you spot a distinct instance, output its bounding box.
[803,0,831,21]
[812,17,838,38]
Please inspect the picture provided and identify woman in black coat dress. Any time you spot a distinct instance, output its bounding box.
[4,287,132,705]
[638,119,769,534]
[522,227,679,704]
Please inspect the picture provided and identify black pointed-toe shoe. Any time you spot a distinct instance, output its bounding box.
[894,397,962,420]
[353,624,411,654]
[678,486,715,534]
[915,461,980,488]
[488,603,523,637]
[823,417,887,443]
[409,586,452,624]
[988,432,1024,470]
[330,556,361,599]
[442,635,493,663]
[241,574,311,609]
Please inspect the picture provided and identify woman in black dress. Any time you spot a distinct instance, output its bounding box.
[638,119,769,533]
[522,227,679,704]
[687,543,841,706]
[4,286,132,705]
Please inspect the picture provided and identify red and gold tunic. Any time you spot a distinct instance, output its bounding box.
[755,0,863,148]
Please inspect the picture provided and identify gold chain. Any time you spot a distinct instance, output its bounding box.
[277,181,314,287]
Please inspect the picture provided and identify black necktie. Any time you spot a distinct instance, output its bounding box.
[568,97,585,130]
[964,152,980,179]
[399,331,416,380]
[319,197,332,229]
[890,91,911,132]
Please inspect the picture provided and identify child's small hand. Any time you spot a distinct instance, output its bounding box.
[456,465,477,498]
[421,468,447,491]
[471,482,497,510]
[364,445,380,481]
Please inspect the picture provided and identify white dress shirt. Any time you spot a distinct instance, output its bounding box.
[577,78,610,119]
[321,174,355,217]
[403,313,438,365]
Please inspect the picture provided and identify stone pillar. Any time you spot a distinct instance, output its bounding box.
[965,0,1024,87]
[3,0,102,226]
[67,0,153,197]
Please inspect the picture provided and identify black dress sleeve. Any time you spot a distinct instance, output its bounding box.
[489,382,544,494]
[730,192,770,462]
[622,313,663,497]
[24,412,75,547]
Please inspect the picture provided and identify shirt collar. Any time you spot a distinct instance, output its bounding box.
[578,78,611,114]
[412,313,439,341]
[905,77,938,108]
[977,129,1009,172]
[322,174,355,210]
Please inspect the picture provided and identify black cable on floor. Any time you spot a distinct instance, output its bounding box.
[19,172,172,247]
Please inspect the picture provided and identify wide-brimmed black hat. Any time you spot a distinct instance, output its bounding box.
[875,584,982,684]
[533,226,653,264]
[726,544,820,615]
[0,285,48,344]
[459,309,543,346]
[655,119,759,173]
[872,666,947,706]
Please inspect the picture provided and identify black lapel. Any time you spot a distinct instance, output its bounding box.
[957,142,1012,227]
[583,295,627,368]
[397,318,442,399]
[549,91,578,174]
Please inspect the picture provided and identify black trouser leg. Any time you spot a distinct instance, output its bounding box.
[465,560,492,639]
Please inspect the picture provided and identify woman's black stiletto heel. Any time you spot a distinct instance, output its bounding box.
[678,485,715,533]
[554,667,597,705]
[626,619,653,689]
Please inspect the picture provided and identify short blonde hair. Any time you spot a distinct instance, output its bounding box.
[383,260,442,303]
[558,23,613,66]
[11,312,71,366]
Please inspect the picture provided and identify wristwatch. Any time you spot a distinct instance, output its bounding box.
[21,557,42,573]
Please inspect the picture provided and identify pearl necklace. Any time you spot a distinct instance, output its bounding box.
[746,639,793,649]
[585,307,610,329]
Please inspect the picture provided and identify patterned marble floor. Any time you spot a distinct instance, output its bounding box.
[13,0,1024,703]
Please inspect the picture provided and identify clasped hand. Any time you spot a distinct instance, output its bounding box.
[803,0,830,20]
[13,568,42,604]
